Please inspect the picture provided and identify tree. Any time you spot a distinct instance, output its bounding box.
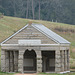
[26,0,29,18]
[15,0,24,17]
[32,0,34,19]
[1,0,75,25]
[39,0,40,20]
[13,0,16,16]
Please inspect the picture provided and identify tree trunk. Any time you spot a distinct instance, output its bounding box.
[39,0,40,20]
[26,0,29,19]
[32,0,34,19]
[13,0,16,16]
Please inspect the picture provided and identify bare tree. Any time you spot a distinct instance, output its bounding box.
[32,0,34,19]
[39,0,40,20]
[13,0,16,16]
[26,0,29,18]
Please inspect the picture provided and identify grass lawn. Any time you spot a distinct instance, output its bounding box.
[0,72,13,75]
[38,72,75,75]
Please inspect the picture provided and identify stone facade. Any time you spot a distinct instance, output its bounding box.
[1,45,70,73]
[1,23,70,73]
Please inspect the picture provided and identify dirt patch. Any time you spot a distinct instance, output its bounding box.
[70,69,75,71]
[14,73,37,75]
[72,48,75,52]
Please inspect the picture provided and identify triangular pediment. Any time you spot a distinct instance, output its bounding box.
[3,24,57,44]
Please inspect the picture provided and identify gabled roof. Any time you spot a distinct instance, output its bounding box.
[32,23,70,44]
[1,23,70,45]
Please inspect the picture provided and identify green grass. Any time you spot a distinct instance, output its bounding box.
[0,72,13,75]
[0,47,1,71]
[0,16,75,74]
[0,16,29,42]
[38,72,75,75]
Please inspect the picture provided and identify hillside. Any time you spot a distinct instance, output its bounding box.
[0,16,75,70]
[1,0,75,25]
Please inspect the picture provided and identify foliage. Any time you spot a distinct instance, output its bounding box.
[0,0,75,25]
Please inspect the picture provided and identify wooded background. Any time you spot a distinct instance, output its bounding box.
[0,0,75,25]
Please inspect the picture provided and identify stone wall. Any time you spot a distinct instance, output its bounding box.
[1,50,18,72]
[18,47,42,73]
[35,51,42,73]
[55,50,70,73]
[1,45,70,73]
[1,50,6,72]
[4,25,57,44]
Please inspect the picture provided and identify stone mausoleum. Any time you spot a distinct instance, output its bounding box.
[1,23,70,73]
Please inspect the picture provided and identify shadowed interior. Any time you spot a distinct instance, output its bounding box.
[23,50,36,72]
[42,51,55,72]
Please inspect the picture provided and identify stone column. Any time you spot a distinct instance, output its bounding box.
[67,50,70,71]
[61,50,64,72]
[14,51,18,72]
[1,50,6,72]
[36,51,42,73]
[10,51,14,72]
[60,51,62,72]
[18,50,25,73]
[55,50,61,73]
[64,50,67,71]
[5,51,10,72]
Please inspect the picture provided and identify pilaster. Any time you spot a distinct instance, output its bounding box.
[61,50,64,72]
[5,51,10,72]
[55,50,61,73]
[1,50,6,72]
[35,51,42,73]
[18,50,25,73]
[64,50,67,71]
[10,51,14,72]
[14,51,18,72]
[67,50,70,71]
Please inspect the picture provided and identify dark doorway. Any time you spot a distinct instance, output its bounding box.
[42,51,55,72]
[23,50,36,72]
